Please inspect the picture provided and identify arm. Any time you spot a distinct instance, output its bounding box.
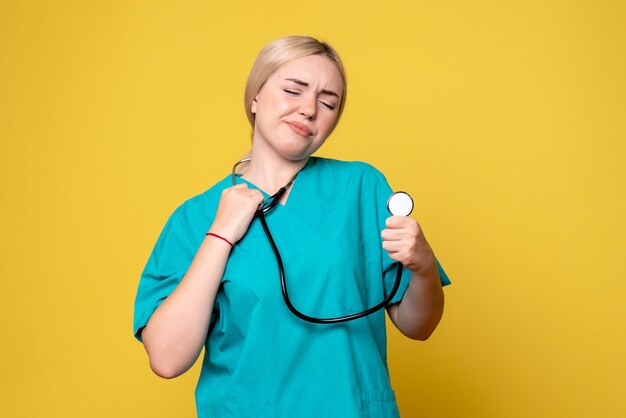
[141,184,264,378]
[382,216,445,340]
[140,237,230,378]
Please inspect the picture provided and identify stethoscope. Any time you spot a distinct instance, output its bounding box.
[232,157,414,324]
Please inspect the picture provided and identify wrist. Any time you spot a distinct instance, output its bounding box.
[207,221,238,244]
[205,231,234,248]
[411,262,438,280]
[408,248,437,277]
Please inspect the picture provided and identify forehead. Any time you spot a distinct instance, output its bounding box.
[271,55,344,92]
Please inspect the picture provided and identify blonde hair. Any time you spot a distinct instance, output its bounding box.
[244,35,347,129]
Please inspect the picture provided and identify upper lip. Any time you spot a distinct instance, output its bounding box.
[286,121,313,136]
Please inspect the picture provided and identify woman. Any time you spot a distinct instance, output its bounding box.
[134,35,451,418]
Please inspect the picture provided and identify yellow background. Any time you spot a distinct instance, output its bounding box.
[2,1,624,417]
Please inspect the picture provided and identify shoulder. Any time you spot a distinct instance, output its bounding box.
[311,157,389,187]
[311,156,386,178]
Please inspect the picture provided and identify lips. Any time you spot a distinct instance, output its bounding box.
[286,121,313,137]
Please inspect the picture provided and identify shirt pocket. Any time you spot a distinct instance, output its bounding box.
[358,390,401,418]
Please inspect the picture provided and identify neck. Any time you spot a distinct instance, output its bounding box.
[242,141,309,195]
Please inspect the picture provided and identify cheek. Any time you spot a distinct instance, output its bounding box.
[318,113,338,134]
[276,100,293,113]
[257,91,291,115]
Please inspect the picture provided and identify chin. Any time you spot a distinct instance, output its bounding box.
[280,150,311,162]
[276,141,314,161]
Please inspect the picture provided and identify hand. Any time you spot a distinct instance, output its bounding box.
[381,216,437,275]
[208,184,265,244]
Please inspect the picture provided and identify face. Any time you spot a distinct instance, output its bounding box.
[251,54,344,161]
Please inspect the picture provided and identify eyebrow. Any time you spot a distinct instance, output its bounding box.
[285,78,340,98]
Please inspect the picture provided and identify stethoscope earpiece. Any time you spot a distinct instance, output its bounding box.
[387,191,414,216]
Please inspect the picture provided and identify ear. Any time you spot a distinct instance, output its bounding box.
[251,97,258,114]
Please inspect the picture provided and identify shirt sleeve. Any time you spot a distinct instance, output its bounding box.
[133,209,194,342]
[367,166,451,306]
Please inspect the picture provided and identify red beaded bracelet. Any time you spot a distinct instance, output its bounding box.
[205,232,234,248]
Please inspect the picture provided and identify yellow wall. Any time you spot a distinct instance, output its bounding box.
[2,1,624,417]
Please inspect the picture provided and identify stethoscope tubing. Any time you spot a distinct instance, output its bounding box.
[256,207,403,324]
[232,158,403,323]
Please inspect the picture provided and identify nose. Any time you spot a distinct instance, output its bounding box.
[299,94,317,120]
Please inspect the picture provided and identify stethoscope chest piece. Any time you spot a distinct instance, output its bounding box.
[387,191,414,216]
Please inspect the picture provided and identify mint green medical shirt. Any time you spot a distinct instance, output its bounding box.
[134,157,451,418]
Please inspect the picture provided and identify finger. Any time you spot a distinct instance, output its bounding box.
[386,218,422,240]
[382,240,405,253]
[382,222,420,239]
[250,190,265,202]
[381,228,411,241]
[387,250,414,266]
[385,215,416,229]
[386,250,408,264]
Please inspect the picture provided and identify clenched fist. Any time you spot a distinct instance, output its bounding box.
[381,216,437,275]
[208,184,265,244]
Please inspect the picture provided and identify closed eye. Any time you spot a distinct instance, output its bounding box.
[284,87,336,110]
[320,101,335,110]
